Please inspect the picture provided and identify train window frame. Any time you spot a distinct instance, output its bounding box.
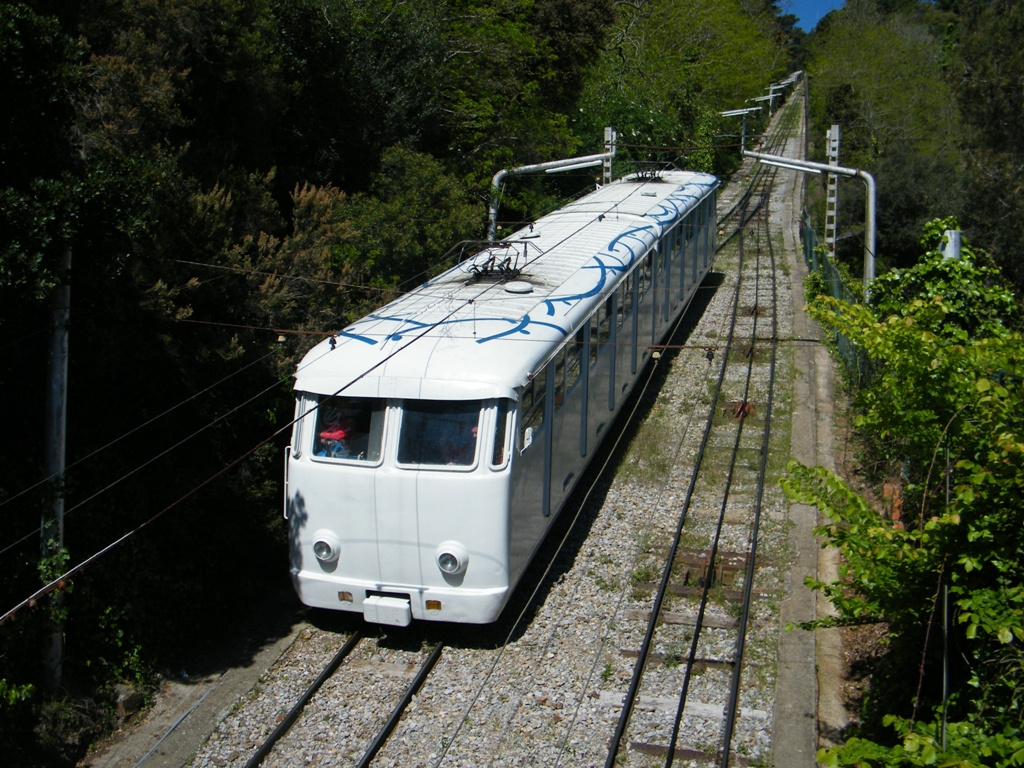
[616,273,634,331]
[553,349,566,413]
[598,295,614,349]
[566,328,584,395]
[291,394,313,458]
[490,399,513,469]
[396,399,482,470]
[638,252,653,303]
[310,395,386,465]
[519,367,547,451]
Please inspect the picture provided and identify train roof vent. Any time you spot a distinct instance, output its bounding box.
[504,280,534,294]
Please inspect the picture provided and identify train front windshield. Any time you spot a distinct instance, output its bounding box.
[313,396,385,461]
[307,396,508,469]
[398,400,480,466]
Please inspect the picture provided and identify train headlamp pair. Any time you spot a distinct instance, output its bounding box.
[312,531,469,577]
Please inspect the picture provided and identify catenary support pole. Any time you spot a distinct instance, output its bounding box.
[743,150,876,290]
[488,129,616,242]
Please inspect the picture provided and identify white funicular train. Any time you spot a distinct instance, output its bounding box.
[285,168,719,625]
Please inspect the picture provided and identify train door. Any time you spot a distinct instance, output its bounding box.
[509,370,551,575]
[701,197,712,270]
[662,233,674,325]
[709,190,718,257]
[671,222,685,304]
[652,240,669,340]
[660,235,672,327]
[549,330,586,516]
[637,252,655,367]
[689,213,699,287]
[585,296,615,454]
[679,217,690,303]
[615,275,635,398]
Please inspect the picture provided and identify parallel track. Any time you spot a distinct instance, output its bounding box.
[603,97,797,767]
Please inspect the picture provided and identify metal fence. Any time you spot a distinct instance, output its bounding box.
[802,209,872,380]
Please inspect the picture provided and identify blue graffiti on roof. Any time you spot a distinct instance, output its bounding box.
[474,314,567,343]
[331,178,715,348]
[337,311,566,346]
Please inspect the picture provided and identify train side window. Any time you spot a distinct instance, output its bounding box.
[520,368,546,450]
[313,396,385,462]
[292,395,309,458]
[397,400,481,467]
[638,253,653,303]
[617,274,634,330]
[599,295,614,348]
[491,399,511,467]
[553,349,566,412]
[566,328,583,394]
[588,295,613,369]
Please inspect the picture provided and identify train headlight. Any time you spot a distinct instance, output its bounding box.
[312,529,341,563]
[436,541,469,575]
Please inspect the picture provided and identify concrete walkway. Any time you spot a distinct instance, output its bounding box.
[769,82,843,768]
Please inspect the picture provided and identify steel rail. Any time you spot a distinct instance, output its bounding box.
[242,630,363,768]
[719,183,780,768]
[604,157,759,768]
[604,92,795,764]
[663,187,777,768]
[356,641,446,768]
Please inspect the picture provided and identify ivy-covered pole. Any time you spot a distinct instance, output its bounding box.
[41,245,71,692]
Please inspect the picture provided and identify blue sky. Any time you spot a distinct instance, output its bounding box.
[784,0,846,31]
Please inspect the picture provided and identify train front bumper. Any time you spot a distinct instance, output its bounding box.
[291,569,510,624]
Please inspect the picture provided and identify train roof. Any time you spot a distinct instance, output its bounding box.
[294,169,719,401]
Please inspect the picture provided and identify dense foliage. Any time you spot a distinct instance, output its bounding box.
[0,0,798,762]
[786,222,1024,765]
[805,0,1024,296]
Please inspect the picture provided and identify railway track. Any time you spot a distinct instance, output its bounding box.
[594,97,798,768]
[604,160,784,767]
[217,626,445,768]
[189,86,808,768]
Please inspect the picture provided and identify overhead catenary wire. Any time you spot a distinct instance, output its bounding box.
[433,183,723,766]
[0,264,531,625]
[1,171,708,625]
[1,184,671,565]
[0,348,295,563]
[0,346,286,519]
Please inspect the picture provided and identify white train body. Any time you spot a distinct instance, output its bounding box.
[285,170,719,625]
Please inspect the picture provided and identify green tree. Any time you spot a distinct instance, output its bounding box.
[338,147,483,289]
[271,0,448,191]
[936,0,1024,291]
[807,0,965,270]
[788,224,1024,761]
[575,0,789,174]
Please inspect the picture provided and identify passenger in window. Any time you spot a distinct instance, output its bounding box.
[317,405,356,458]
[442,422,478,465]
